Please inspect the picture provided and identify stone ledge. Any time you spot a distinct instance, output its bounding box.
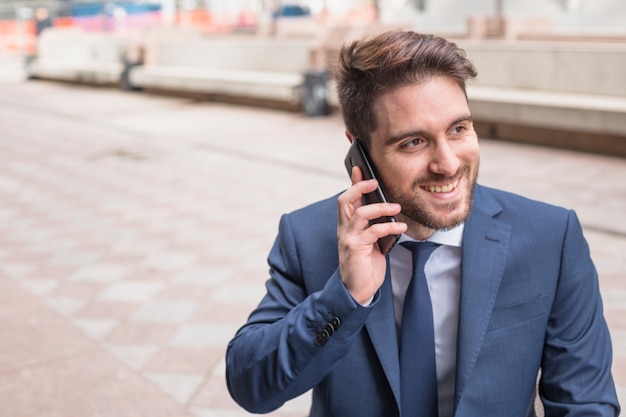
[27,59,124,85]
[129,66,304,104]
[468,85,626,137]
[473,120,626,158]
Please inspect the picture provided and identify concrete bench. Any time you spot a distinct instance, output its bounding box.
[127,36,316,111]
[26,27,126,85]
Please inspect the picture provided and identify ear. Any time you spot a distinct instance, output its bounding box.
[345,130,355,144]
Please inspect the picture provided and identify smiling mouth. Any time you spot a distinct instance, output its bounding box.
[420,178,460,193]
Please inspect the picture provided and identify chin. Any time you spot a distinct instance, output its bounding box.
[433,214,468,231]
[400,189,475,231]
[425,211,469,231]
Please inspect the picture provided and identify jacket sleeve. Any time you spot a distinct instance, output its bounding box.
[225,212,378,413]
[540,210,620,416]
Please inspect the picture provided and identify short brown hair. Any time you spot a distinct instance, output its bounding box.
[336,30,477,147]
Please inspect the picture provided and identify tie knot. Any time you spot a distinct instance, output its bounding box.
[401,241,441,272]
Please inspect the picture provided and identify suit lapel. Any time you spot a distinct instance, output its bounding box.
[365,261,401,411]
[454,187,512,408]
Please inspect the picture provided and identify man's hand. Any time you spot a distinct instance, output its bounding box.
[337,167,407,304]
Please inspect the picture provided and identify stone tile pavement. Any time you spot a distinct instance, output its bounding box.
[0,53,624,416]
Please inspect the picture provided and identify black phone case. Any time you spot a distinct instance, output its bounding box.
[344,140,400,255]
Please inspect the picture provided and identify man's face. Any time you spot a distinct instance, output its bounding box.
[367,76,480,238]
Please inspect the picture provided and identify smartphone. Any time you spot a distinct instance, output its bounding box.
[344,139,400,255]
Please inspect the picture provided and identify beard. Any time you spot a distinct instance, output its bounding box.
[380,161,479,231]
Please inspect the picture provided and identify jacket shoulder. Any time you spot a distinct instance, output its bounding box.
[475,184,570,218]
[285,194,340,232]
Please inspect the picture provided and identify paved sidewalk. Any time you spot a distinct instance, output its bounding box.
[0,53,624,416]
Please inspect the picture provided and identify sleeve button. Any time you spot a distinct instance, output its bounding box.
[315,329,330,346]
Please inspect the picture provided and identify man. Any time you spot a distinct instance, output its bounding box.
[34,7,53,36]
[225,30,620,416]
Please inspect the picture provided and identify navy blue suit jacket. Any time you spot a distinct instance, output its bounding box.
[226,184,619,416]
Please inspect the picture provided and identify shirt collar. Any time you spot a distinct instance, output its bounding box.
[396,223,464,248]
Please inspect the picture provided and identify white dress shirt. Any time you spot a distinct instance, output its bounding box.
[389,224,463,417]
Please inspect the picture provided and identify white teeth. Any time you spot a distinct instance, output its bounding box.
[423,179,459,193]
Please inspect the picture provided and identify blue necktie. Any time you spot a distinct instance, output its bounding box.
[400,241,440,417]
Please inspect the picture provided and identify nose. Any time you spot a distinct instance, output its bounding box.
[428,139,460,177]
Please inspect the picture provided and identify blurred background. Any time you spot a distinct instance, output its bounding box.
[2,0,626,51]
[0,1,624,417]
[3,0,626,155]
[2,0,626,42]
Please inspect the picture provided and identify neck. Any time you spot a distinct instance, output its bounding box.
[401,216,436,241]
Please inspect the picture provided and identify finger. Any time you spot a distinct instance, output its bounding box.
[337,181,382,232]
[339,217,407,260]
[347,202,402,233]
[340,204,403,249]
[342,217,407,255]
[364,220,408,241]
[339,178,379,209]
[351,166,363,185]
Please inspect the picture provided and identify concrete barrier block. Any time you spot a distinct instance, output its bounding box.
[128,36,315,110]
[130,66,303,102]
[458,41,626,97]
[29,27,126,85]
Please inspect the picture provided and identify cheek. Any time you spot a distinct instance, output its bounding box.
[467,133,480,151]
[458,137,480,164]
[386,156,414,175]
[382,163,422,194]
[376,160,406,189]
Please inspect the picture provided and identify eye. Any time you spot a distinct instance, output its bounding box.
[449,119,473,136]
[450,124,466,135]
[402,138,425,149]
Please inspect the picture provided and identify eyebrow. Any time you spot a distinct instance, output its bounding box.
[383,114,473,147]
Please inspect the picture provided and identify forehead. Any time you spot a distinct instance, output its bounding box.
[372,77,470,133]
